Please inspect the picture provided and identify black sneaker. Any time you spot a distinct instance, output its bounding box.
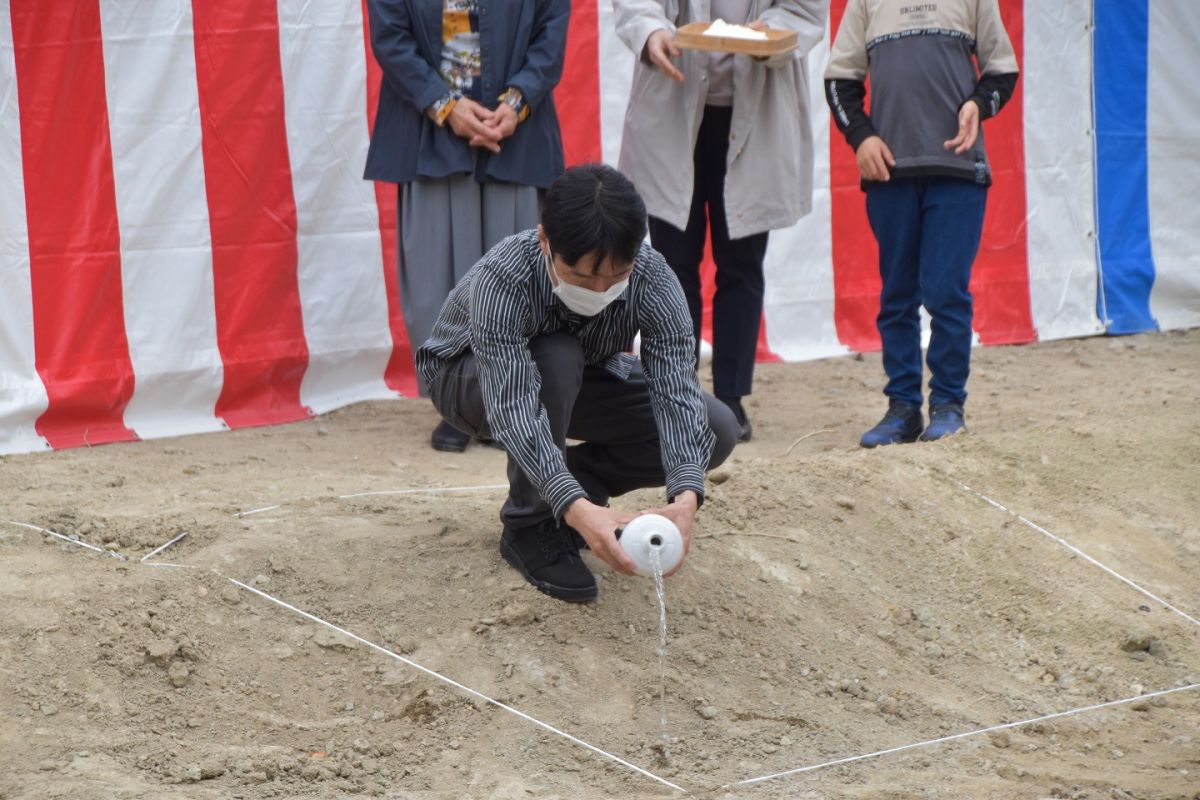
[859,399,924,448]
[499,519,597,603]
[431,420,470,453]
[566,523,588,552]
[565,515,618,552]
[718,396,753,442]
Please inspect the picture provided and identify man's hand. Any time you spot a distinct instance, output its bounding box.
[564,498,639,576]
[644,29,684,82]
[856,135,895,182]
[944,99,980,155]
[448,97,502,153]
[475,102,518,147]
[639,490,698,577]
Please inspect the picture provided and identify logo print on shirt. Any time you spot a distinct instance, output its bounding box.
[900,3,937,22]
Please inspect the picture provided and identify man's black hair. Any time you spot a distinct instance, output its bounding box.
[541,163,647,273]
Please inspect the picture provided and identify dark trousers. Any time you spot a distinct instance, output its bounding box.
[430,333,738,529]
[647,105,769,400]
[865,176,988,408]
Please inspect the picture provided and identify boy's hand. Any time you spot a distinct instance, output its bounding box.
[645,29,684,82]
[856,136,895,182]
[944,99,981,155]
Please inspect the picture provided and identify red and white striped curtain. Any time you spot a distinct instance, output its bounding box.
[1,2,1195,456]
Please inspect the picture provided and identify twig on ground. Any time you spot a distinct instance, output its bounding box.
[783,429,836,456]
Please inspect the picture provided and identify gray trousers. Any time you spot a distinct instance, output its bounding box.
[430,333,739,529]
[399,174,540,394]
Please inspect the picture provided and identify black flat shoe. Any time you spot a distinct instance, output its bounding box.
[499,520,597,603]
[431,420,470,453]
[718,396,753,442]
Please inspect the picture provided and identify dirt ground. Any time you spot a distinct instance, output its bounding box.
[1,329,1198,800]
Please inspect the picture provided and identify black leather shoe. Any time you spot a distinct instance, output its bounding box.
[431,420,470,453]
[719,396,753,442]
[500,520,597,603]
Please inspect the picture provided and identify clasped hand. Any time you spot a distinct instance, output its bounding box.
[446,97,518,153]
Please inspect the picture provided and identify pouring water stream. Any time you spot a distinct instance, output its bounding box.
[650,546,669,754]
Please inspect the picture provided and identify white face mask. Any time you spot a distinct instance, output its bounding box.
[545,248,629,317]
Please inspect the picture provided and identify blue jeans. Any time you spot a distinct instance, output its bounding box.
[865,177,988,408]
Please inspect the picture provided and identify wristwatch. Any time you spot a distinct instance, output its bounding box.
[431,91,462,127]
[499,87,530,123]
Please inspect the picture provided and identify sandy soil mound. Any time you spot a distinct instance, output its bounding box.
[1,330,1197,799]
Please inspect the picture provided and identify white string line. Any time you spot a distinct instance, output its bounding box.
[232,484,509,516]
[954,480,1200,628]
[17,507,1196,794]
[226,579,686,793]
[729,682,1200,788]
[338,483,509,500]
[12,520,684,793]
[140,531,189,562]
[0,520,125,561]
[234,505,282,518]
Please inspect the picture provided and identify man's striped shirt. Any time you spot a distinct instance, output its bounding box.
[417,229,715,519]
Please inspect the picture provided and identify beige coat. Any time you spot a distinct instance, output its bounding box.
[614,0,827,240]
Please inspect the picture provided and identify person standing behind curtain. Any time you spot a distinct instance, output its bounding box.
[612,0,827,442]
[365,0,569,452]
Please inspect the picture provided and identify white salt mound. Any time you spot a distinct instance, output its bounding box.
[703,19,769,41]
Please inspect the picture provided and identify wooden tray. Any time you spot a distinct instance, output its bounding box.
[674,21,797,57]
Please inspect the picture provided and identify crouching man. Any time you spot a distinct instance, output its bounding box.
[417,163,738,602]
